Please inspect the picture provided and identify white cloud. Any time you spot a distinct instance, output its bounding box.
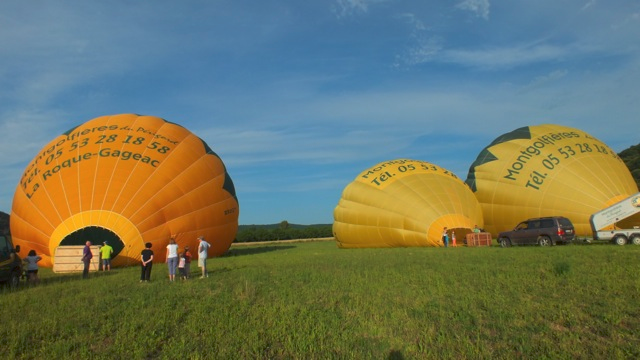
[437,43,572,69]
[397,41,579,69]
[332,0,370,18]
[395,36,444,66]
[581,0,597,11]
[456,0,490,20]
[397,13,427,31]
[332,0,391,18]
[522,69,569,91]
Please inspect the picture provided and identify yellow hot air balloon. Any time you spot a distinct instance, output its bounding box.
[333,159,484,248]
[465,124,638,237]
[10,114,239,267]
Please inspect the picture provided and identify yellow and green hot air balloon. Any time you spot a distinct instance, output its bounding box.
[333,159,483,248]
[465,124,638,237]
[10,114,239,267]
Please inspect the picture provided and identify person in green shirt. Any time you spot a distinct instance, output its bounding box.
[100,241,114,271]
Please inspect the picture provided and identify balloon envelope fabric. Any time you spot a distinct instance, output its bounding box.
[333,159,483,248]
[11,114,239,267]
[465,124,638,236]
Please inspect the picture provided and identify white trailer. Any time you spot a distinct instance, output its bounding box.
[589,192,640,245]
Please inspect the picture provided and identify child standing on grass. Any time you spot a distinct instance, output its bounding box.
[24,250,42,284]
[184,246,192,279]
[178,252,187,280]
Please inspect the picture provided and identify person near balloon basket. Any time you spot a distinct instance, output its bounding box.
[442,227,449,248]
[100,241,114,271]
[81,241,93,279]
[23,249,42,284]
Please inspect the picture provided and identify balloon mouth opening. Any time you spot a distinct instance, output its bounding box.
[60,226,124,258]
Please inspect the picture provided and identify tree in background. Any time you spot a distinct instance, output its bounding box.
[235,223,333,243]
[619,143,640,190]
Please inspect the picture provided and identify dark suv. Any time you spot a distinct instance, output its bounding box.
[498,216,575,247]
[0,233,22,288]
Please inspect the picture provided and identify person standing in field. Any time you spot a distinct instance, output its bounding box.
[166,237,179,282]
[140,242,154,282]
[184,246,192,279]
[81,241,93,279]
[451,230,457,247]
[197,236,211,278]
[178,251,187,280]
[442,227,449,248]
[100,241,114,271]
[23,250,42,284]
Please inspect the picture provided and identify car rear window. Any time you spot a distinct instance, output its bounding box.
[557,218,573,227]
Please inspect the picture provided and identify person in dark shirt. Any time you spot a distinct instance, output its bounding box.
[140,242,154,282]
[81,241,93,279]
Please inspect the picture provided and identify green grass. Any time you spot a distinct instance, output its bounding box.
[1,242,640,359]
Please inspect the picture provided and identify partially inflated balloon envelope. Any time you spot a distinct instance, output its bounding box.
[465,124,637,236]
[11,114,239,267]
[333,159,483,248]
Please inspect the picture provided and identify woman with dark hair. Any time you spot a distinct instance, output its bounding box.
[24,250,42,284]
[140,242,154,282]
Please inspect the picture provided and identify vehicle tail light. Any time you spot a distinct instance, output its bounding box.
[557,228,565,236]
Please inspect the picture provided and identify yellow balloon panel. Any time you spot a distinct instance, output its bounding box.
[11,114,239,267]
[333,159,484,248]
[465,124,638,236]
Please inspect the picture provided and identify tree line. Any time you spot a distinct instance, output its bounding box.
[235,221,333,243]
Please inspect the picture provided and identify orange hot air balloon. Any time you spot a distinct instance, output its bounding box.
[465,124,638,236]
[333,159,484,248]
[10,114,239,267]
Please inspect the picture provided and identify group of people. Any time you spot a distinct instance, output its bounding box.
[142,235,211,282]
[78,235,212,283]
[80,240,113,279]
[441,225,482,247]
[441,227,456,247]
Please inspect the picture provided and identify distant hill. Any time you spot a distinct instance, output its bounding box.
[620,143,640,190]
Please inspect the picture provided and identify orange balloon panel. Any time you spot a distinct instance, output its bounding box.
[333,159,484,248]
[465,124,637,236]
[10,114,239,267]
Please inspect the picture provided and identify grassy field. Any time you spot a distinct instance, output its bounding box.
[1,241,639,359]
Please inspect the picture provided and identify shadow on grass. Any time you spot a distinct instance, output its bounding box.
[1,270,119,293]
[222,245,296,257]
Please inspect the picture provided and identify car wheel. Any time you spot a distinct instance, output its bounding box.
[499,237,511,248]
[630,235,640,246]
[538,236,552,247]
[9,270,20,290]
[614,236,628,246]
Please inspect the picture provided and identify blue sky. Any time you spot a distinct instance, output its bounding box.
[1,0,638,225]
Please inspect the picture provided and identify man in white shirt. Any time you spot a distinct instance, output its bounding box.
[197,236,211,278]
